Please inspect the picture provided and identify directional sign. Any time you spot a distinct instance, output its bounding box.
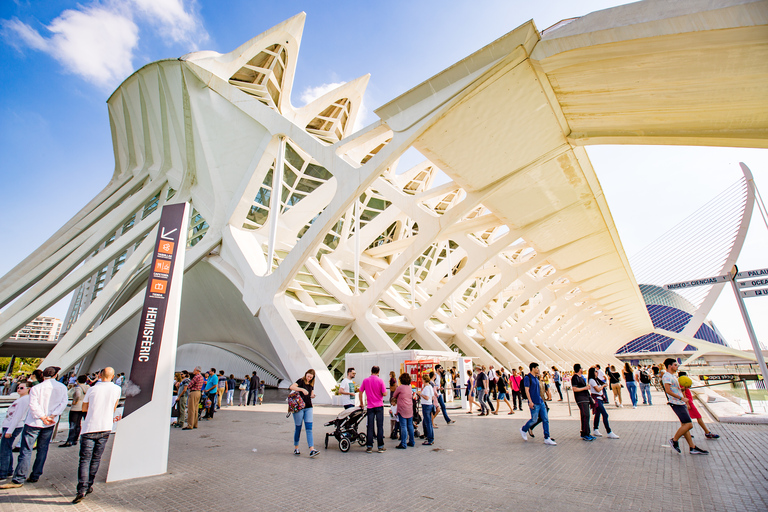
[738,278,768,288]
[741,287,768,298]
[664,274,730,291]
[736,267,768,279]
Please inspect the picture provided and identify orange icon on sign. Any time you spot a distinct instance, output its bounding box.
[154,260,171,273]
[158,241,175,255]
[151,279,167,294]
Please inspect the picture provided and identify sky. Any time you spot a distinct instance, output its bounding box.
[1,0,766,351]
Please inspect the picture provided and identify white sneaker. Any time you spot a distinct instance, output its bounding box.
[607,432,620,439]
[592,429,602,437]
[520,428,528,441]
[633,405,637,409]
[544,438,557,446]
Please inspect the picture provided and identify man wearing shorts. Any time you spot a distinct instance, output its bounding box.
[662,358,708,455]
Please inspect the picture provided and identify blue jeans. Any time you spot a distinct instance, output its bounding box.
[421,404,434,443]
[436,394,452,423]
[66,410,85,445]
[626,382,638,406]
[0,427,22,478]
[476,388,488,413]
[77,432,110,495]
[640,383,652,404]
[292,407,313,448]
[522,403,550,439]
[398,415,415,447]
[366,406,384,448]
[12,425,54,483]
[593,400,612,433]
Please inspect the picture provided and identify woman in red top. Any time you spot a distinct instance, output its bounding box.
[392,373,415,449]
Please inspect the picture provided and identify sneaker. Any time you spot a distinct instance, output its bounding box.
[592,430,602,437]
[293,449,300,456]
[422,441,433,445]
[377,446,387,453]
[366,447,372,453]
[407,442,415,447]
[26,477,38,483]
[633,405,637,409]
[606,432,620,439]
[690,446,709,455]
[520,428,528,441]
[396,445,406,449]
[309,449,320,458]
[705,433,720,439]
[668,438,681,454]
[72,494,86,504]
[0,482,23,489]
[544,438,557,446]
[581,435,594,442]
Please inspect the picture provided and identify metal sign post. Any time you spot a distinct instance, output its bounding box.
[729,266,768,388]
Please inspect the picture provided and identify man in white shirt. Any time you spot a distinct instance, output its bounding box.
[338,367,356,409]
[72,367,122,503]
[1,366,68,488]
[0,380,30,480]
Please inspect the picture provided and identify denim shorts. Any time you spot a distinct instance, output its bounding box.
[669,403,691,424]
[498,392,507,400]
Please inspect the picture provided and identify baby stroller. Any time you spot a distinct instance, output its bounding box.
[324,407,367,452]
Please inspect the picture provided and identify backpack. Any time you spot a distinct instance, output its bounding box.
[286,391,306,417]
[639,370,651,384]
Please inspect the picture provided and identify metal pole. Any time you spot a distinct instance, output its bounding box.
[730,266,768,387]
[4,354,16,378]
[354,197,360,295]
[566,386,572,416]
[742,379,754,414]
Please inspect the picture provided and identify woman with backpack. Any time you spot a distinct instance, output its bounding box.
[289,369,318,458]
[607,365,623,407]
[638,366,653,405]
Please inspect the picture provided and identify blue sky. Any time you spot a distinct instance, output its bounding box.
[1,0,767,349]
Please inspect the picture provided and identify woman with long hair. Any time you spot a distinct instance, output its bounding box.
[588,367,619,439]
[623,362,638,408]
[389,371,397,402]
[466,370,478,414]
[608,365,623,407]
[289,369,318,458]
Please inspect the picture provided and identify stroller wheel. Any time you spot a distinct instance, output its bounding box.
[324,433,329,449]
[339,438,351,452]
[357,433,367,446]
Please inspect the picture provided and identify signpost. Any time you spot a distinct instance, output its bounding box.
[663,266,767,391]
[107,202,190,482]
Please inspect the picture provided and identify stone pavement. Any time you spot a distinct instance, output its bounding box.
[1,389,767,511]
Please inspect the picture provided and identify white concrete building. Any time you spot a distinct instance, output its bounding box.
[0,0,765,402]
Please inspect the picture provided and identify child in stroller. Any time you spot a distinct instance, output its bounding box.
[324,407,367,452]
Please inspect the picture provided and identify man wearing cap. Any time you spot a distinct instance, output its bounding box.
[183,367,204,430]
[72,367,122,503]
[1,366,68,488]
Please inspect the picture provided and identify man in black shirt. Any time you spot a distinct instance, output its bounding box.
[248,371,259,406]
[571,364,594,441]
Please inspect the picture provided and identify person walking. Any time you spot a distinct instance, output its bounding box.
[638,366,653,405]
[466,370,479,414]
[552,367,563,401]
[289,370,319,458]
[588,367,619,439]
[0,380,30,480]
[571,364,594,441]
[248,371,259,406]
[359,366,388,453]
[510,369,523,411]
[520,363,556,446]
[392,373,415,449]
[607,365,623,407]
[1,367,68,489]
[61,375,89,447]
[338,367,357,410]
[623,362,638,408]
[71,367,122,503]
[663,359,708,455]
[494,369,514,414]
[238,374,249,406]
[419,373,435,445]
[475,367,489,416]
[183,367,204,430]
[226,374,236,406]
[433,366,454,424]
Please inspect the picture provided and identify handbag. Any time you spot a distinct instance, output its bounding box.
[286,391,306,417]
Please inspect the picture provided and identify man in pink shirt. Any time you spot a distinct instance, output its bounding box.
[358,366,388,453]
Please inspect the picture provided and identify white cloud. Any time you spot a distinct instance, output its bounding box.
[1,0,208,89]
[300,82,370,133]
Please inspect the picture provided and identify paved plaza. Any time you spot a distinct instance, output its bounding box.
[1,389,767,511]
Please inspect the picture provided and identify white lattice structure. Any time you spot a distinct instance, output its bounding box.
[0,0,766,403]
